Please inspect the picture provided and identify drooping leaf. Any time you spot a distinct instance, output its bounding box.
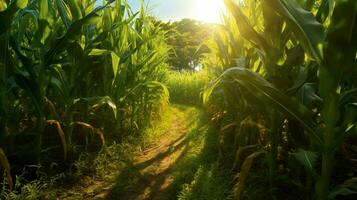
[207,67,321,144]
[73,96,117,119]
[46,120,67,160]
[70,122,105,145]
[233,150,265,200]
[0,148,13,190]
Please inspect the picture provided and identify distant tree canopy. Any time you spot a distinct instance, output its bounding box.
[160,19,215,71]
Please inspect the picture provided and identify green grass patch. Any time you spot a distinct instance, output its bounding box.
[169,107,232,200]
[165,71,210,106]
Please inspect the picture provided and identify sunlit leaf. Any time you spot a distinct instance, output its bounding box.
[263,0,325,62]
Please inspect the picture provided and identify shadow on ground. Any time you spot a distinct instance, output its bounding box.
[103,105,229,200]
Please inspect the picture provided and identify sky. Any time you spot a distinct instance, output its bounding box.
[127,0,226,23]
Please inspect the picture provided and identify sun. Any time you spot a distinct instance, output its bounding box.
[194,0,225,23]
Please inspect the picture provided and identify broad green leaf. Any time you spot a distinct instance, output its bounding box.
[56,0,71,28]
[89,49,120,79]
[36,0,50,44]
[292,148,318,173]
[39,0,48,19]
[224,0,271,53]
[263,0,325,62]
[208,67,321,144]
[45,11,102,64]
[66,0,82,20]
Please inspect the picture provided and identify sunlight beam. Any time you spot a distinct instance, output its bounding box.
[194,0,225,23]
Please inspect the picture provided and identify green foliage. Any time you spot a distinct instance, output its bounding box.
[178,166,231,200]
[204,0,357,199]
[163,19,214,71]
[165,71,210,106]
[0,0,169,192]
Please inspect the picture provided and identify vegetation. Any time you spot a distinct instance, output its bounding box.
[0,0,169,194]
[163,19,214,71]
[203,0,357,199]
[0,0,356,199]
[165,71,209,106]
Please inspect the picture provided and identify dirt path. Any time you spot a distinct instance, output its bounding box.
[99,109,190,200]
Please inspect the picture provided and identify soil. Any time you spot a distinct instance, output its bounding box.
[88,112,189,200]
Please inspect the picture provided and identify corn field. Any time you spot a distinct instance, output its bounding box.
[204,0,357,199]
[0,0,356,199]
[0,0,169,190]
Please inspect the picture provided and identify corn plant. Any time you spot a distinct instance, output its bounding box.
[0,0,169,190]
[204,0,357,199]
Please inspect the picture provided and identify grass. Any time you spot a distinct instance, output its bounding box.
[106,104,231,199]
[165,71,210,106]
[0,106,177,199]
[1,105,232,199]
[170,105,232,200]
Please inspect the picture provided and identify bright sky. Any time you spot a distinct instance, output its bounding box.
[128,0,226,23]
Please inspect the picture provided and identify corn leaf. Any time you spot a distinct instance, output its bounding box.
[46,120,67,160]
[89,49,120,80]
[209,67,321,144]
[224,0,271,52]
[0,148,13,190]
[73,96,117,119]
[233,150,264,200]
[292,148,318,173]
[263,0,325,62]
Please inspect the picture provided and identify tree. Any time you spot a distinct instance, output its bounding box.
[162,19,215,71]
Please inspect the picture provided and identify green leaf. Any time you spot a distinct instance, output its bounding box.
[16,0,28,9]
[329,178,357,199]
[56,0,71,29]
[36,0,50,45]
[224,0,271,53]
[39,0,48,19]
[89,49,120,79]
[73,96,117,119]
[316,0,335,23]
[66,0,82,20]
[263,0,325,62]
[45,9,102,65]
[292,148,318,173]
[207,67,321,144]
